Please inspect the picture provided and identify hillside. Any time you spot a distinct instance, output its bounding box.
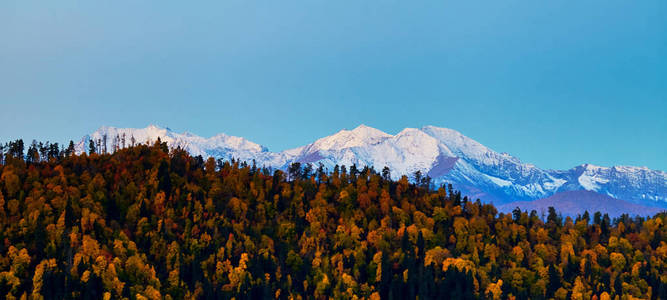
[0,141,666,299]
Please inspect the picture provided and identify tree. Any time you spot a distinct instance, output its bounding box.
[382,166,391,181]
[302,163,313,180]
[26,141,39,163]
[547,264,561,297]
[38,142,50,161]
[421,175,432,188]
[157,160,172,197]
[609,253,625,272]
[48,142,60,160]
[88,139,96,154]
[379,252,391,299]
[582,211,590,223]
[413,170,422,185]
[7,139,24,159]
[547,207,560,225]
[349,164,358,178]
[288,162,301,181]
[316,163,326,183]
[65,141,76,157]
[513,207,522,222]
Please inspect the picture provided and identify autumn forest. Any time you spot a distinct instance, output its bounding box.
[0,139,665,299]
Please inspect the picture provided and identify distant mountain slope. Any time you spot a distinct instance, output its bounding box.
[76,125,667,213]
[549,164,666,206]
[74,125,290,165]
[497,190,665,218]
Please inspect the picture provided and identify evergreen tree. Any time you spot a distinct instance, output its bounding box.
[26,141,39,163]
[413,170,422,185]
[547,264,561,297]
[65,141,76,157]
[302,163,313,180]
[88,139,96,154]
[288,162,301,181]
[382,166,391,181]
[350,163,358,178]
[7,139,24,159]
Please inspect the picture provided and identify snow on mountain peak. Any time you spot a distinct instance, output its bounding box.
[306,125,391,152]
[420,126,494,159]
[384,128,442,175]
[392,128,439,153]
[351,124,383,134]
[146,124,163,130]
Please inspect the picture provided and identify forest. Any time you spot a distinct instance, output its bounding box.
[0,138,665,299]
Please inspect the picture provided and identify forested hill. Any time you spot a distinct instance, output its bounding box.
[0,140,665,299]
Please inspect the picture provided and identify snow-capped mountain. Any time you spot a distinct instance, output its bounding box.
[549,164,666,206]
[75,125,270,163]
[76,125,667,211]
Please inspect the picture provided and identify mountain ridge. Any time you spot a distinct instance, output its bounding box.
[75,124,667,213]
[497,190,664,218]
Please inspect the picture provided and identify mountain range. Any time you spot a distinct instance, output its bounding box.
[75,125,667,217]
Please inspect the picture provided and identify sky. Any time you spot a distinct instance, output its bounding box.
[1,1,666,171]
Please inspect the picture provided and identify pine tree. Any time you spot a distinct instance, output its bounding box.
[39,141,48,161]
[380,252,391,299]
[288,162,301,181]
[302,163,313,180]
[547,264,561,297]
[8,139,24,159]
[382,166,391,181]
[413,170,422,185]
[65,141,75,157]
[26,141,39,163]
[88,139,96,154]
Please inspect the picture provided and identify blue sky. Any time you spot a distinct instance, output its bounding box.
[1,1,666,170]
